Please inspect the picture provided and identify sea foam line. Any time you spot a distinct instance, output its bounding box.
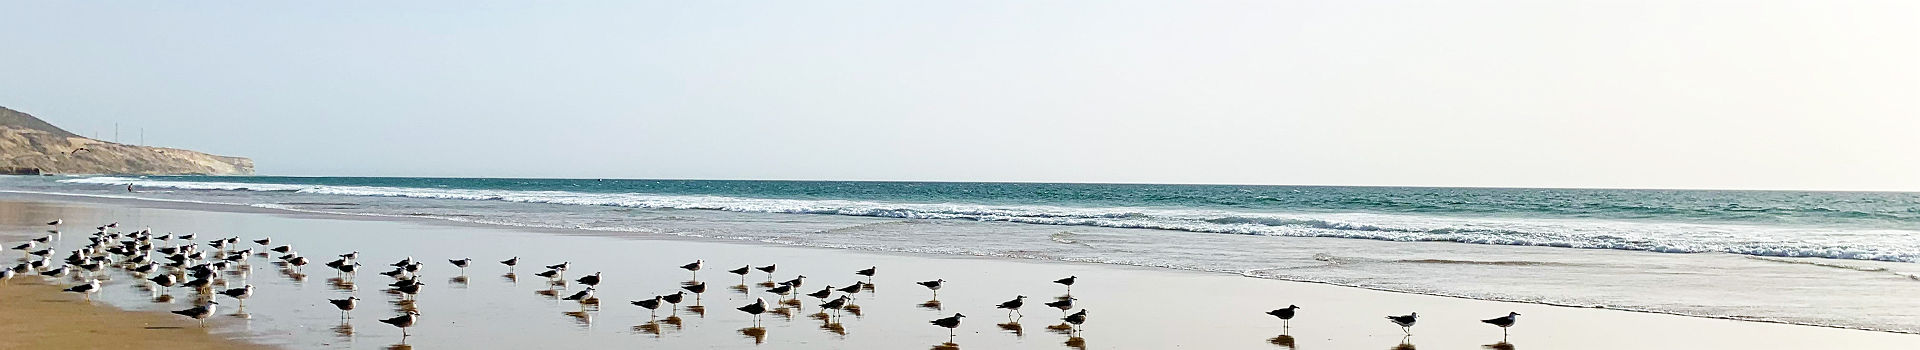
[56,176,1920,263]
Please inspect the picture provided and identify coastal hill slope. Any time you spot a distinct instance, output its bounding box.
[0,106,252,175]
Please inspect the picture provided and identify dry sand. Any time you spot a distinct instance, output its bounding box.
[1,192,1916,349]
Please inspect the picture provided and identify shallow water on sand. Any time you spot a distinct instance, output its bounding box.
[2,196,1918,350]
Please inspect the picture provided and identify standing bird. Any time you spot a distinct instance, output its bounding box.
[1054,276,1077,294]
[766,284,793,300]
[631,296,664,317]
[737,298,767,325]
[545,262,571,272]
[534,269,561,282]
[219,285,254,306]
[1267,305,1301,327]
[728,265,752,284]
[780,275,806,288]
[997,295,1027,317]
[64,279,101,301]
[253,238,271,246]
[575,272,602,287]
[1044,297,1076,312]
[1482,312,1520,337]
[680,260,702,281]
[329,297,360,319]
[500,257,518,272]
[855,266,876,282]
[918,279,946,300]
[562,287,596,304]
[449,258,472,275]
[836,282,864,294]
[396,281,425,300]
[930,313,966,340]
[1387,312,1419,335]
[47,219,62,227]
[1063,309,1088,333]
[0,268,14,284]
[661,291,686,312]
[755,264,777,281]
[806,285,834,301]
[173,301,219,327]
[381,310,420,337]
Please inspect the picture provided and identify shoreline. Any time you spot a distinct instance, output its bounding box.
[6,189,1912,335]
[3,191,1918,349]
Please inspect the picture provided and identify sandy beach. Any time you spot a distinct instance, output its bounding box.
[2,192,1916,349]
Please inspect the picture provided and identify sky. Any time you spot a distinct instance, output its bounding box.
[1,1,1915,191]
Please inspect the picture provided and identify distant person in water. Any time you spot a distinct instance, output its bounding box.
[127,184,135,192]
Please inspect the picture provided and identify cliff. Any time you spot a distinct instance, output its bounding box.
[0,106,253,175]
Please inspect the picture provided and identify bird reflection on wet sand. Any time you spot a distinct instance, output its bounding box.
[819,320,846,335]
[1269,334,1296,348]
[1483,342,1516,350]
[634,321,663,336]
[1045,323,1074,335]
[1393,336,1416,350]
[332,322,354,338]
[563,311,593,326]
[997,322,1024,337]
[930,342,961,350]
[448,276,469,288]
[327,277,355,291]
[740,327,767,344]
[686,305,707,317]
[1065,337,1087,350]
[919,300,943,311]
[662,315,684,329]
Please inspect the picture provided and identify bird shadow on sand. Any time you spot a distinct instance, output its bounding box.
[930,342,961,350]
[384,344,412,350]
[1483,341,1516,350]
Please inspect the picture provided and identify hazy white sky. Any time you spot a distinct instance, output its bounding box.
[2,1,1915,191]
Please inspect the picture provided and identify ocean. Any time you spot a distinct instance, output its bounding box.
[5,175,1918,333]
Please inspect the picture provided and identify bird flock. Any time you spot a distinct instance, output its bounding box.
[6,218,1526,347]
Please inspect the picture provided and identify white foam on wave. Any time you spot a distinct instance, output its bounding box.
[59,176,1920,262]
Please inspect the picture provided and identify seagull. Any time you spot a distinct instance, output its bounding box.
[40,265,69,278]
[0,268,14,284]
[449,258,471,274]
[64,279,101,301]
[391,257,415,268]
[632,296,663,317]
[271,245,294,254]
[396,281,424,300]
[8,242,31,251]
[855,266,876,282]
[728,265,751,284]
[1064,309,1088,332]
[1387,312,1419,335]
[178,234,196,241]
[380,310,420,337]
[30,236,50,243]
[562,287,596,303]
[930,313,966,339]
[173,301,219,327]
[918,279,946,299]
[219,285,254,305]
[836,282,864,294]
[545,262,570,271]
[1054,276,1077,294]
[253,238,271,246]
[806,285,834,301]
[1045,297,1076,311]
[575,272,602,287]
[820,295,850,316]
[47,219,62,226]
[997,296,1027,317]
[683,282,707,294]
[662,291,686,311]
[534,269,561,281]
[287,256,310,271]
[339,251,360,261]
[1482,312,1520,337]
[1267,305,1301,327]
[779,275,806,288]
[329,297,359,319]
[755,264,777,281]
[680,260,702,280]
[737,298,767,325]
[766,284,793,299]
[500,257,518,271]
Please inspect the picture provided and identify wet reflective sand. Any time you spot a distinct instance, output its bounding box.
[1,193,1916,349]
